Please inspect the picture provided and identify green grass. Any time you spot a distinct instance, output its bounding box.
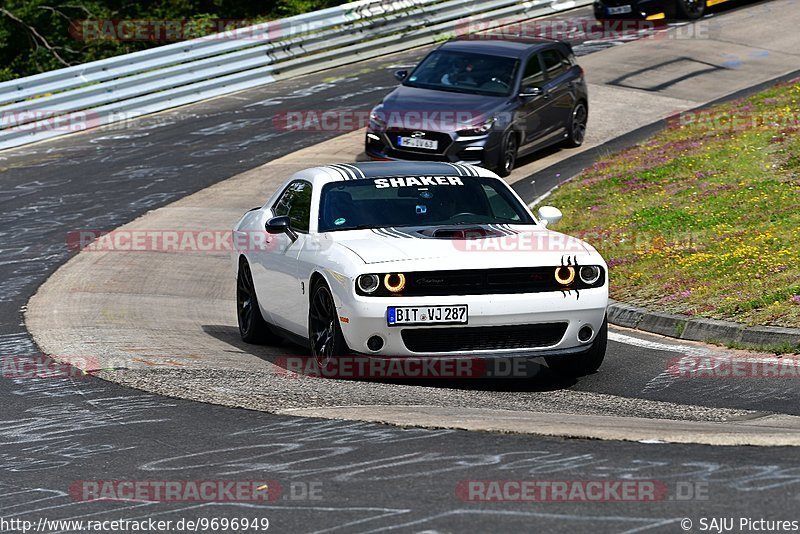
[543,80,800,328]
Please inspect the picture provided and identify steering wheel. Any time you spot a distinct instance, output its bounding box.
[489,77,509,89]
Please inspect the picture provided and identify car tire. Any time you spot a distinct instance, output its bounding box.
[562,101,588,148]
[545,317,607,378]
[676,0,706,19]
[496,131,518,177]
[237,259,282,345]
[308,280,350,367]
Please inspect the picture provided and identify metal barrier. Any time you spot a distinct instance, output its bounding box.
[0,0,591,150]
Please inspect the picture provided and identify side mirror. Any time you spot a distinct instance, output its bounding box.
[394,69,409,82]
[265,216,297,241]
[537,206,563,227]
[519,86,543,98]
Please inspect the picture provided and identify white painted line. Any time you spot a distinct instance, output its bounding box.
[609,331,709,357]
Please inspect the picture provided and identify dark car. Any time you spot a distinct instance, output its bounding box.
[594,0,725,19]
[364,39,589,177]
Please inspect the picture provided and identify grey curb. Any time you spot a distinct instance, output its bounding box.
[607,299,800,350]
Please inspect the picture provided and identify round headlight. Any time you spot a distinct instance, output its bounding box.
[579,266,601,285]
[357,274,380,294]
[554,266,576,286]
[384,273,406,293]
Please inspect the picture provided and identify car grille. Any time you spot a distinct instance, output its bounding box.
[400,267,588,296]
[387,130,452,155]
[456,148,483,161]
[401,323,568,353]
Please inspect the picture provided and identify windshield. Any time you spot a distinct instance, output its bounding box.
[318,175,536,232]
[404,50,519,96]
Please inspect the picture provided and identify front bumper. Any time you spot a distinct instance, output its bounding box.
[336,289,608,358]
[365,129,502,169]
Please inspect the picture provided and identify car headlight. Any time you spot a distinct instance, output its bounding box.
[457,117,496,136]
[579,265,602,285]
[357,274,381,294]
[554,266,576,286]
[369,106,386,132]
[383,273,406,293]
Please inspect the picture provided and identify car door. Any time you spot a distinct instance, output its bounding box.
[259,180,312,334]
[539,48,575,135]
[516,53,551,147]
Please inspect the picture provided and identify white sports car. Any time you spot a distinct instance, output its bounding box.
[232,161,608,377]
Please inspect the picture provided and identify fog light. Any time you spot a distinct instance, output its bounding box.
[367,336,384,352]
[578,325,594,343]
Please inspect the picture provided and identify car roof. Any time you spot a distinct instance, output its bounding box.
[440,37,560,58]
[288,162,498,187]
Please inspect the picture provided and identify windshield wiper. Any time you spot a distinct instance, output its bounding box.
[330,224,377,232]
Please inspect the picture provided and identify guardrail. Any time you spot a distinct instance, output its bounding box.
[0,0,592,151]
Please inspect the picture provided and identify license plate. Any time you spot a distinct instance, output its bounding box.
[398,137,438,150]
[607,5,632,14]
[387,305,468,326]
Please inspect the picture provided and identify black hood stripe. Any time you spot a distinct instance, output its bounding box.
[338,163,367,179]
[487,224,516,236]
[444,163,465,176]
[325,165,349,180]
[372,228,400,239]
[385,227,413,239]
[456,163,477,176]
[328,163,356,180]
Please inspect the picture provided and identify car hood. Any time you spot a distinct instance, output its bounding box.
[381,85,508,127]
[326,226,601,268]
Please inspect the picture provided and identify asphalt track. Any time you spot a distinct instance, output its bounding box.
[3,1,800,532]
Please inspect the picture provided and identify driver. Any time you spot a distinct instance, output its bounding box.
[441,56,476,86]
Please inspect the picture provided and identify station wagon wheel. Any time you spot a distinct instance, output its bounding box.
[237,259,281,345]
[563,102,588,148]
[497,131,518,177]
[676,0,706,19]
[309,282,348,367]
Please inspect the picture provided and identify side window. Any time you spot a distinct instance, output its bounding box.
[481,184,521,222]
[273,187,293,217]
[541,49,568,80]
[289,182,312,232]
[272,181,313,233]
[522,55,545,87]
